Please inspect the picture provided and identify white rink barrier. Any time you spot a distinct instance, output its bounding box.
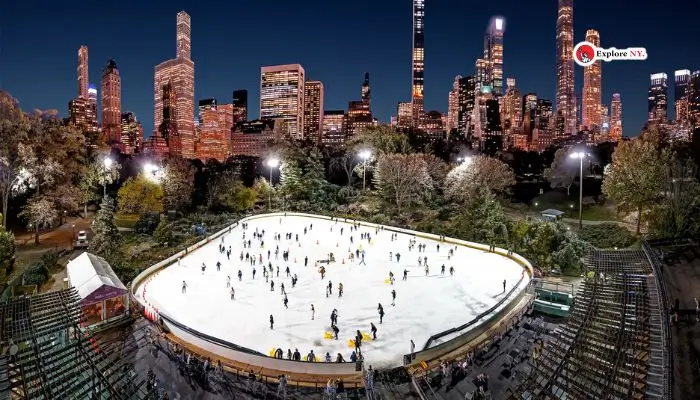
[130,212,533,374]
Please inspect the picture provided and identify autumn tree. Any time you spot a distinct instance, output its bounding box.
[0,215,15,269]
[373,153,432,211]
[116,174,164,216]
[443,155,515,204]
[0,91,32,228]
[279,146,330,208]
[77,156,120,218]
[602,138,668,234]
[350,125,412,155]
[453,188,508,245]
[161,156,196,212]
[543,148,580,195]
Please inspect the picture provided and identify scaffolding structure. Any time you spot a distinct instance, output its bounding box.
[508,249,668,399]
[0,289,149,400]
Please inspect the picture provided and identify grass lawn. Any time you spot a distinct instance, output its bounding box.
[115,215,139,229]
[528,191,618,221]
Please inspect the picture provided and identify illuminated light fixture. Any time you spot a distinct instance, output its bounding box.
[495,18,503,31]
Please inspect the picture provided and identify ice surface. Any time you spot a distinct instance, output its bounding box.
[137,215,526,367]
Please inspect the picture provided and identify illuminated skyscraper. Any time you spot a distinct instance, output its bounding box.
[610,93,622,140]
[582,29,602,131]
[475,59,491,90]
[322,110,346,146]
[120,112,143,155]
[457,75,477,136]
[648,73,668,122]
[447,75,461,132]
[484,16,505,96]
[361,72,371,109]
[411,0,425,125]
[689,71,700,128]
[101,60,121,146]
[198,104,233,162]
[675,69,691,121]
[260,64,305,139]
[556,0,575,135]
[232,90,248,122]
[397,102,413,130]
[154,11,195,158]
[303,81,324,141]
[501,78,522,138]
[78,46,89,99]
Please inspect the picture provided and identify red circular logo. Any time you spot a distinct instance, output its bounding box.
[573,42,596,66]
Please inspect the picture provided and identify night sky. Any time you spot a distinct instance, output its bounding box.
[1,0,698,138]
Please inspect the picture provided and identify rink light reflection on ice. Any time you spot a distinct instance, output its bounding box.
[139,215,526,367]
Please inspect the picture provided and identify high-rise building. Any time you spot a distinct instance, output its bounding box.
[159,82,180,156]
[522,93,538,139]
[78,46,89,100]
[582,29,602,131]
[101,60,121,146]
[411,0,425,125]
[198,98,217,123]
[232,90,248,122]
[260,64,305,139]
[501,78,522,140]
[689,71,700,128]
[648,73,669,123]
[484,16,505,96]
[675,69,691,122]
[322,110,347,146]
[397,102,413,130]
[447,75,461,132]
[475,59,491,89]
[361,73,371,109]
[154,11,195,158]
[69,81,99,135]
[303,81,324,141]
[120,112,143,155]
[555,0,575,136]
[230,119,277,157]
[610,93,622,140]
[457,75,477,136]
[198,104,233,162]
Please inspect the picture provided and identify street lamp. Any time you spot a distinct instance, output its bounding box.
[103,157,113,196]
[458,156,472,166]
[266,158,280,209]
[359,150,371,190]
[569,151,588,229]
[144,163,163,183]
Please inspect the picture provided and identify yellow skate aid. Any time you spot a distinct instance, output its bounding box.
[362,332,372,341]
[347,339,356,348]
[269,348,276,357]
[324,331,334,339]
[384,279,391,284]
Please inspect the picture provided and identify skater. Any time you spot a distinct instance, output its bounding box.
[336,353,345,363]
[293,349,301,361]
[418,256,422,266]
[230,287,235,300]
[253,268,256,279]
[332,324,339,340]
[403,269,408,280]
[320,266,326,279]
[311,304,315,320]
[325,352,332,363]
[425,265,429,276]
[378,303,385,324]
[371,322,377,340]
[181,280,188,294]
[307,350,316,362]
[216,261,221,271]
[396,253,401,262]
[328,281,333,295]
[271,280,275,292]
[287,349,292,360]
[338,282,343,297]
[305,256,308,267]
[503,279,506,292]
[201,263,206,274]
[389,251,393,261]
[391,289,396,306]
[410,339,415,359]
[238,270,242,281]
[437,243,440,252]
[270,315,274,329]
[449,266,455,276]
[227,276,231,287]
[355,330,363,349]
[441,264,445,275]
[281,283,285,295]
[284,295,288,308]
[286,266,290,277]
[389,271,394,285]
[276,266,279,278]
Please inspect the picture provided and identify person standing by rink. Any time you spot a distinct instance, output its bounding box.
[503,279,506,293]
[181,280,188,294]
[311,304,315,320]
[410,339,415,360]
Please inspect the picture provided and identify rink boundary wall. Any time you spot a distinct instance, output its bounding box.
[130,212,533,374]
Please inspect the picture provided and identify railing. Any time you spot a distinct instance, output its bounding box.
[641,239,672,400]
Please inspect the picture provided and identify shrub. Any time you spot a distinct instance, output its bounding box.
[135,212,161,234]
[152,221,174,245]
[23,262,49,285]
[577,223,636,248]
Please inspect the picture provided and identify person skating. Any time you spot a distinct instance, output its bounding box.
[201,263,206,274]
[325,352,332,362]
[281,283,285,295]
[216,261,221,271]
[396,253,401,262]
[287,349,292,360]
[503,279,506,292]
[418,256,422,266]
[332,324,340,340]
[441,264,445,275]
[338,282,343,297]
[305,256,308,267]
[307,350,316,362]
[270,315,274,329]
[252,268,256,279]
[230,287,235,300]
[311,304,315,320]
[283,294,288,308]
[330,309,338,325]
[276,266,279,277]
[425,265,429,276]
[320,266,326,279]
[274,348,283,359]
[270,280,275,292]
[181,280,188,294]
[371,322,377,340]
[328,281,333,296]
[403,269,408,280]
[437,243,440,252]
[388,271,395,285]
[389,251,393,261]
[336,353,345,362]
[449,266,455,276]
[378,303,385,324]
[285,266,290,277]
[391,289,396,306]
[355,330,363,349]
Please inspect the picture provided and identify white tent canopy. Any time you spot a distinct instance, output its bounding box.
[67,252,127,305]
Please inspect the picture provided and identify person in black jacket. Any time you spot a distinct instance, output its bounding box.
[270,315,274,329]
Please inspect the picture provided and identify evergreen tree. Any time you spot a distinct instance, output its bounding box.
[89,196,121,257]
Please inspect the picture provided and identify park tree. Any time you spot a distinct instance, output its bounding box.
[0,91,32,228]
[207,169,239,210]
[543,148,579,195]
[0,215,15,269]
[602,138,668,234]
[647,155,700,238]
[454,187,508,245]
[329,147,361,186]
[351,125,412,155]
[19,197,58,244]
[279,146,330,208]
[443,155,515,205]
[419,154,450,193]
[116,174,164,216]
[77,156,120,218]
[162,157,196,212]
[373,153,432,211]
[89,196,121,257]
[252,177,273,205]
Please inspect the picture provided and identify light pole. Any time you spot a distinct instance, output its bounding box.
[359,150,371,190]
[266,158,280,209]
[103,157,113,196]
[569,151,588,229]
[144,163,163,183]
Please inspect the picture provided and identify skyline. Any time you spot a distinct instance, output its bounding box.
[1,0,699,138]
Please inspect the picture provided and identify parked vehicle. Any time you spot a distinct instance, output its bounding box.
[74,230,89,249]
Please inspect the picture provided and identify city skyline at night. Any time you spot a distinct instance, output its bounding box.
[1,0,699,139]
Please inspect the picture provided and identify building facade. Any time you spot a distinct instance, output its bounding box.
[555,0,576,136]
[457,75,477,136]
[230,120,276,157]
[198,104,233,162]
[232,90,248,122]
[582,29,602,131]
[78,46,89,100]
[101,60,121,147]
[411,0,425,126]
[648,73,669,123]
[484,16,505,96]
[610,93,622,140]
[303,81,324,141]
[322,110,346,146]
[501,78,522,146]
[260,64,305,139]
[690,70,700,128]
[447,75,461,133]
[675,69,691,122]
[119,112,143,155]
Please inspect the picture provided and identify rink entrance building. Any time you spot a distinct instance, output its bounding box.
[67,252,129,328]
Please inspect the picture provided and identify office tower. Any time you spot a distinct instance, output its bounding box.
[198,104,233,162]
[101,60,121,146]
[447,75,461,132]
[582,29,602,131]
[260,64,305,139]
[532,98,554,151]
[78,46,89,99]
[457,75,476,136]
[120,112,142,155]
[522,93,538,138]
[230,120,277,157]
[322,110,347,146]
[159,82,180,155]
[501,78,522,138]
[556,0,575,135]
[362,73,371,109]
[397,102,413,130]
[303,81,324,141]
[648,73,669,122]
[675,70,691,121]
[154,11,195,158]
[689,71,700,128]
[198,98,217,123]
[610,93,622,140]
[232,90,248,122]
[475,59,491,89]
[484,16,505,96]
[411,0,425,125]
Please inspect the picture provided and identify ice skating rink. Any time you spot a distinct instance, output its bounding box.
[137,215,527,367]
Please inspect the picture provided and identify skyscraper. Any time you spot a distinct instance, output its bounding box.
[689,71,700,128]
[610,93,622,140]
[582,29,602,131]
[484,16,505,96]
[101,60,121,146]
[303,81,324,141]
[457,75,477,136]
[501,78,522,139]
[154,11,195,158]
[447,75,461,132]
[198,104,233,162]
[648,73,669,122]
[232,90,248,122]
[675,69,691,121]
[362,72,371,109]
[555,0,575,136]
[475,59,491,89]
[260,64,305,139]
[78,46,89,100]
[411,0,425,126]
[120,112,143,155]
[198,98,217,123]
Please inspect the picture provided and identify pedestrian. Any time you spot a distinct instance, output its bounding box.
[371,322,377,340]
[270,315,274,329]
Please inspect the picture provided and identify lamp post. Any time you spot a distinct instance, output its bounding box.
[359,150,371,190]
[144,163,163,183]
[103,157,113,196]
[266,158,280,209]
[569,151,588,229]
